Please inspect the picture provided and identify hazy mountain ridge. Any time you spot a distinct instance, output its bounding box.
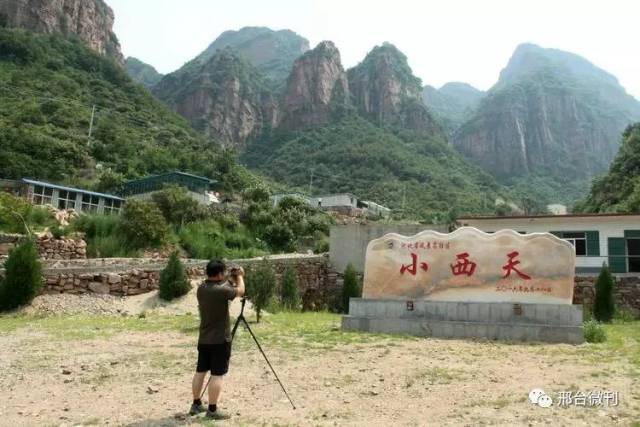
[452,43,640,202]
[422,82,485,135]
[125,57,163,88]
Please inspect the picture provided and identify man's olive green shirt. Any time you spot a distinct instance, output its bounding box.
[197,279,237,344]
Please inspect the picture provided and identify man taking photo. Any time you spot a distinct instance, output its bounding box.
[190,259,245,420]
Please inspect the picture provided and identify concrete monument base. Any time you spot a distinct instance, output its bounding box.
[341,299,584,344]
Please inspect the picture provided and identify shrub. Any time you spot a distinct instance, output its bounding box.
[0,239,42,311]
[583,320,606,343]
[71,214,137,257]
[263,223,295,252]
[342,263,361,313]
[121,200,169,249]
[0,192,32,233]
[151,185,208,226]
[50,224,66,239]
[178,219,265,260]
[280,266,300,311]
[245,259,276,323]
[159,251,191,301]
[593,263,615,322]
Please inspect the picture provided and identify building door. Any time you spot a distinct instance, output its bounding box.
[627,239,640,273]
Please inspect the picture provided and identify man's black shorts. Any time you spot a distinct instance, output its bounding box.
[196,342,231,375]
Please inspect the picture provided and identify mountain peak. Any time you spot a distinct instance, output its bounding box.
[347,43,440,136]
[193,26,309,88]
[280,40,349,131]
[500,43,619,86]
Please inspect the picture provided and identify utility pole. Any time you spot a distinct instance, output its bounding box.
[87,105,96,146]
[308,169,314,195]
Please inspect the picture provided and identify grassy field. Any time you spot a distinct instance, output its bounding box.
[0,311,638,426]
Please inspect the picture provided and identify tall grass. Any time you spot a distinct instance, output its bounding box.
[72,215,138,258]
[178,219,265,260]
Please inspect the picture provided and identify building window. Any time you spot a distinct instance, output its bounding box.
[57,190,77,210]
[82,194,100,213]
[32,185,53,206]
[103,199,121,215]
[627,238,640,273]
[562,232,587,256]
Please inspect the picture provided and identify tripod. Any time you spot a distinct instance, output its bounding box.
[199,298,296,410]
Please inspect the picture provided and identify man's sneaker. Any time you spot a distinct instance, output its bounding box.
[189,402,205,416]
[205,409,231,420]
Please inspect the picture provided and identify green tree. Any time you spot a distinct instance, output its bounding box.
[280,266,300,311]
[0,239,42,311]
[94,169,125,193]
[342,263,361,313]
[120,200,168,249]
[246,259,276,322]
[0,192,32,233]
[158,251,191,301]
[151,185,208,226]
[593,263,615,322]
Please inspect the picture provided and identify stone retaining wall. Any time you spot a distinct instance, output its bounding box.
[573,276,640,317]
[36,254,340,309]
[0,233,87,260]
[37,236,87,260]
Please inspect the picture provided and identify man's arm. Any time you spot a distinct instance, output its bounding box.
[234,274,245,298]
[228,266,245,298]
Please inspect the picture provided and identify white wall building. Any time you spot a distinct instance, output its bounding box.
[457,213,640,275]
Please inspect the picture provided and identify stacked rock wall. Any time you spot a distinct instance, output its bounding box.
[573,276,640,317]
[0,233,87,260]
[37,255,341,308]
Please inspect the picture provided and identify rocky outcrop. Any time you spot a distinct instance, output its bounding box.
[453,44,640,183]
[153,48,276,147]
[279,41,350,131]
[193,26,309,89]
[0,0,124,64]
[125,57,163,88]
[347,43,442,137]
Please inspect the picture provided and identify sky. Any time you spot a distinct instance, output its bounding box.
[106,0,640,99]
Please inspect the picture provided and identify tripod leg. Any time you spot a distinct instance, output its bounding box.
[240,317,296,410]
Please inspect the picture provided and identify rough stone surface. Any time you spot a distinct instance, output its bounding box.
[574,276,640,317]
[0,0,124,64]
[347,43,442,136]
[26,254,340,308]
[342,299,584,344]
[279,41,349,131]
[0,233,87,260]
[363,228,575,304]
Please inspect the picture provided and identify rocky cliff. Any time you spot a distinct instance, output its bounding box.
[0,0,123,63]
[347,43,441,137]
[125,57,163,88]
[279,41,350,132]
[153,48,276,147]
[453,44,640,187]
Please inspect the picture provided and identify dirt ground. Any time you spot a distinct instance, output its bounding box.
[0,294,639,427]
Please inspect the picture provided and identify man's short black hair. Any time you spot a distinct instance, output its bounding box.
[206,259,226,277]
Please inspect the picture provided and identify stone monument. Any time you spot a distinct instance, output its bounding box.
[342,227,584,343]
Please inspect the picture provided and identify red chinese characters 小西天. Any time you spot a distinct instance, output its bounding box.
[399,250,532,280]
